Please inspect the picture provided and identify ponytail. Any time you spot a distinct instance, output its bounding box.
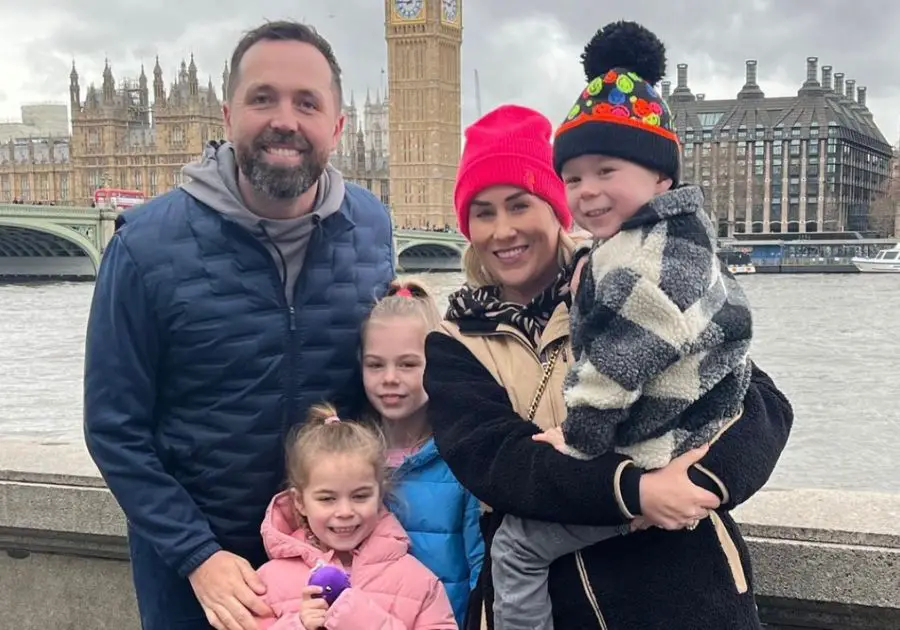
[362,278,442,339]
[285,403,387,491]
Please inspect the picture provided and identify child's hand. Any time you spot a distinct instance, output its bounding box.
[299,586,328,629]
[532,427,567,452]
[630,516,653,533]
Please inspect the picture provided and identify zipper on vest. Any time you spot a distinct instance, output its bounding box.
[218,219,301,432]
[256,223,300,429]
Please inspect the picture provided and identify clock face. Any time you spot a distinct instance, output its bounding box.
[394,0,424,19]
[442,0,458,21]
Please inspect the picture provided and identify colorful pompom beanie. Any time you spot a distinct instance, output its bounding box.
[553,21,680,184]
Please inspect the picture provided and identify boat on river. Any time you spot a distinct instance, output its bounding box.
[722,232,899,273]
[851,243,900,273]
[717,249,756,275]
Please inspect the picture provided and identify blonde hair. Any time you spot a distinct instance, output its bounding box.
[285,403,388,493]
[463,229,577,288]
[362,278,442,342]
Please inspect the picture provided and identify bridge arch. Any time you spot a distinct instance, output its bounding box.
[0,219,102,272]
[396,242,464,258]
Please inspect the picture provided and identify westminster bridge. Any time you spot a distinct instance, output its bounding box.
[0,202,467,279]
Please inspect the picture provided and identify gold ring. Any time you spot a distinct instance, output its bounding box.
[687,520,699,531]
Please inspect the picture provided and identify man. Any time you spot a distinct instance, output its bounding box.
[84,21,394,630]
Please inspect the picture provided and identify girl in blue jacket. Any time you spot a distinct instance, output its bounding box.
[361,279,484,627]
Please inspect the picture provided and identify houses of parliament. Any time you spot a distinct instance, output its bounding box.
[0,59,396,218]
[2,0,896,235]
[0,0,464,229]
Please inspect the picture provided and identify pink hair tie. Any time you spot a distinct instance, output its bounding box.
[324,416,341,424]
[395,287,413,297]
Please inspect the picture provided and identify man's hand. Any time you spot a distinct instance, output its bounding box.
[299,586,329,629]
[531,427,568,453]
[188,550,272,630]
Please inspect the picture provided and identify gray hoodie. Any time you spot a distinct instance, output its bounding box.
[181,142,346,301]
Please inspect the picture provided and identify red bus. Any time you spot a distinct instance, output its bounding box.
[93,187,146,210]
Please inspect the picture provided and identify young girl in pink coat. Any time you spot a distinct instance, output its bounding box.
[254,404,457,630]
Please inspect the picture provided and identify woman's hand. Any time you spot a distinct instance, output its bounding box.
[570,256,589,294]
[299,586,328,629]
[638,445,721,530]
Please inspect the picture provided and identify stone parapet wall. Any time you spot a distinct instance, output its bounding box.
[1,440,897,629]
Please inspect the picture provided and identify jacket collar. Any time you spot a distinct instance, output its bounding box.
[454,301,570,358]
[261,491,408,568]
[620,184,704,231]
[394,437,440,472]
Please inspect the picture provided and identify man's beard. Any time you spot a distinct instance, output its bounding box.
[236,129,330,200]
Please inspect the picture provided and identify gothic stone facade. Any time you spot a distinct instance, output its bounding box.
[331,89,390,210]
[0,57,224,206]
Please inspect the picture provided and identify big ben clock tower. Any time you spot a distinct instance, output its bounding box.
[385,0,462,229]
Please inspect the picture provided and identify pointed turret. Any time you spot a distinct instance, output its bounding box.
[153,56,165,103]
[222,61,230,101]
[102,58,115,102]
[69,61,81,112]
[137,64,150,121]
[356,126,366,172]
[207,76,220,107]
[188,53,199,96]
[85,84,100,110]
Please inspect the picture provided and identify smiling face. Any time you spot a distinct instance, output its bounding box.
[362,315,429,425]
[224,39,343,199]
[561,154,672,239]
[293,452,381,553]
[467,185,562,304]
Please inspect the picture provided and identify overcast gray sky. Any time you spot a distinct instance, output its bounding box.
[1,0,898,143]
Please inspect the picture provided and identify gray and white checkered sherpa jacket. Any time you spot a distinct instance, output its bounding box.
[563,185,753,469]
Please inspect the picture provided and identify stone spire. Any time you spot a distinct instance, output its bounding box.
[153,56,165,103]
[222,61,230,101]
[69,61,80,111]
[102,58,115,102]
[188,53,199,96]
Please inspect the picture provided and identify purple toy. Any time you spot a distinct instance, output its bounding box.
[308,562,351,606]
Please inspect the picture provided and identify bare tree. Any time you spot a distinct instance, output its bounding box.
[869,152,900,237]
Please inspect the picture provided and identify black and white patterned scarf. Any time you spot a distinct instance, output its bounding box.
[445,268,571,348]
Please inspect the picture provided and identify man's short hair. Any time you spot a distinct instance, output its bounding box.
[227,20,343,106]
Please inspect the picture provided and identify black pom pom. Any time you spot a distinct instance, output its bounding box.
[581,21,666,85]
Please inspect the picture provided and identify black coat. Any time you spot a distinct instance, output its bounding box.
[424,330,793,630]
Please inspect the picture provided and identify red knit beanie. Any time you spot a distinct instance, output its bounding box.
[454,105,572,240]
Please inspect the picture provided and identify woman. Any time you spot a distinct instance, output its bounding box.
[423,104,793,629]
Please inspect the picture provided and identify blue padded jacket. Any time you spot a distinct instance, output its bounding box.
[84,184,393,577]
[389,438,484,625]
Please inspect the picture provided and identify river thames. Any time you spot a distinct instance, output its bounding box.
[0,273,897,493]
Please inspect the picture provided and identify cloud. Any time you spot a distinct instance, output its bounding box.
[0,0,897,141]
